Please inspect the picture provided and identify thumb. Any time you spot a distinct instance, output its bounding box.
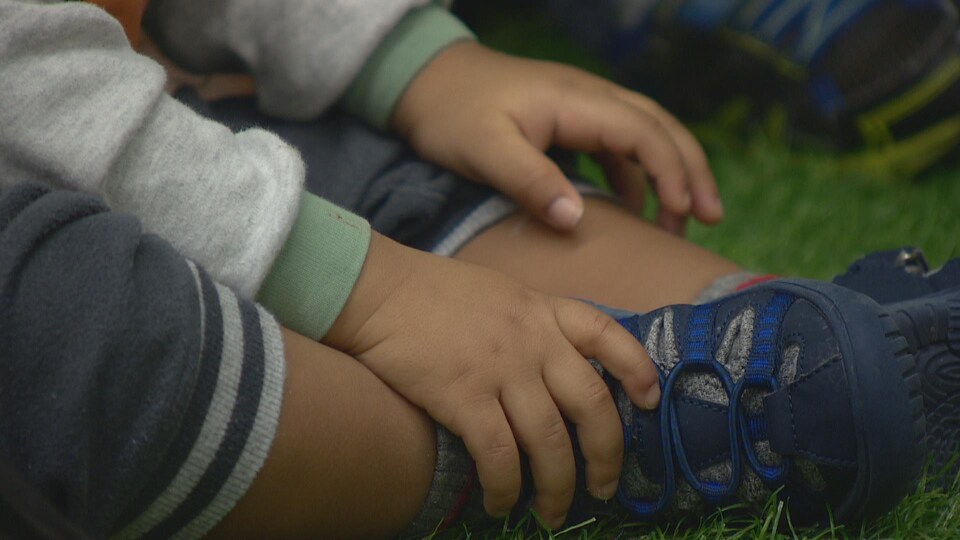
[463,123,584,231]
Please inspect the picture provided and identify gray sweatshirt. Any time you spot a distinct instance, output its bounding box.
[0,182,287,540]
[0,0,472,338]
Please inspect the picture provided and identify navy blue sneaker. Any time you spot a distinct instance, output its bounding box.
[835,248,960,486]
[594,279,926,524]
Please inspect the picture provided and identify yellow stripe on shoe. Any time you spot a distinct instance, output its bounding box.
[857,54,960,148]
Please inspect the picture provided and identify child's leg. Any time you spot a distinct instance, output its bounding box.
[454,196,744,311]
[209,329,438,540]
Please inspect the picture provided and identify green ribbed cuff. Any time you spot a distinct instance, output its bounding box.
[339,3,475,129]
[257,193,371,340]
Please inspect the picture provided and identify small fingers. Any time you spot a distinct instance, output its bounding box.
[594,153,647,215]
[655,204,688,237]
[554,299,660,410]
[552,94,691,219]
[453,398,522,517]
[542,351,624,501]
[460,117,585,231]
[597,148,696,237]
[502,380,576,529]
[615,89,724,224]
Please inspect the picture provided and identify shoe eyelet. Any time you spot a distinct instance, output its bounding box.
[895,248,929,275]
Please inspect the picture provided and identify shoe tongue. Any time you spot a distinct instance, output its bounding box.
[620,304,780,509]
[684,300,856,503]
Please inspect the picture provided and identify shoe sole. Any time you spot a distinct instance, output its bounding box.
[764,279,927,522]
[883,287,960,488]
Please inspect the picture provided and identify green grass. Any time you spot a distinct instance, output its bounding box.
[437,4,960,539]
[684,131,960,280]
[433,472,960,539]
[575,132,960,280]
[458,1,960,279]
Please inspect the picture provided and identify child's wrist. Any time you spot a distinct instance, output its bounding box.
[390,40,488,140]
[257,193,372,341]
[323,232,416,352]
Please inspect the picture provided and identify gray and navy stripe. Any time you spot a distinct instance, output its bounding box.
[115,262,285,540]
[0,183,285,539]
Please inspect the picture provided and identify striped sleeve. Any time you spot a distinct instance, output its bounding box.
[0,183,285,539]
[113,262,286,540]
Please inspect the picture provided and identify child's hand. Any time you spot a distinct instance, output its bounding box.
[392,41,723,235]
[325,233,660,528]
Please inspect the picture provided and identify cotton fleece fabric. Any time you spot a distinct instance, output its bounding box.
[0,182,286,539]
[0,0,474,339]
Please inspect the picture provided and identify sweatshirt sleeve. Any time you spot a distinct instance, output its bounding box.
[143,0,434,121]
[0,182,286,539]
[258,192,371,340]
[339,3,476,129]
[0,0,302,299]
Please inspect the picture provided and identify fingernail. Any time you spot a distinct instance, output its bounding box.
[485,502,510,519]
[595,480,619,501]
[643,384,662,410]
[682,190,692,209]
[490,507,510,519]
[547,197,583,229]
[712,192,724,214]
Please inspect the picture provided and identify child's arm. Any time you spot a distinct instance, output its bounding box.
[2,2,663,525]
[391,40,725,235]
[336,6,719,234]
[322,230,661,527]
[144,1,718,235]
